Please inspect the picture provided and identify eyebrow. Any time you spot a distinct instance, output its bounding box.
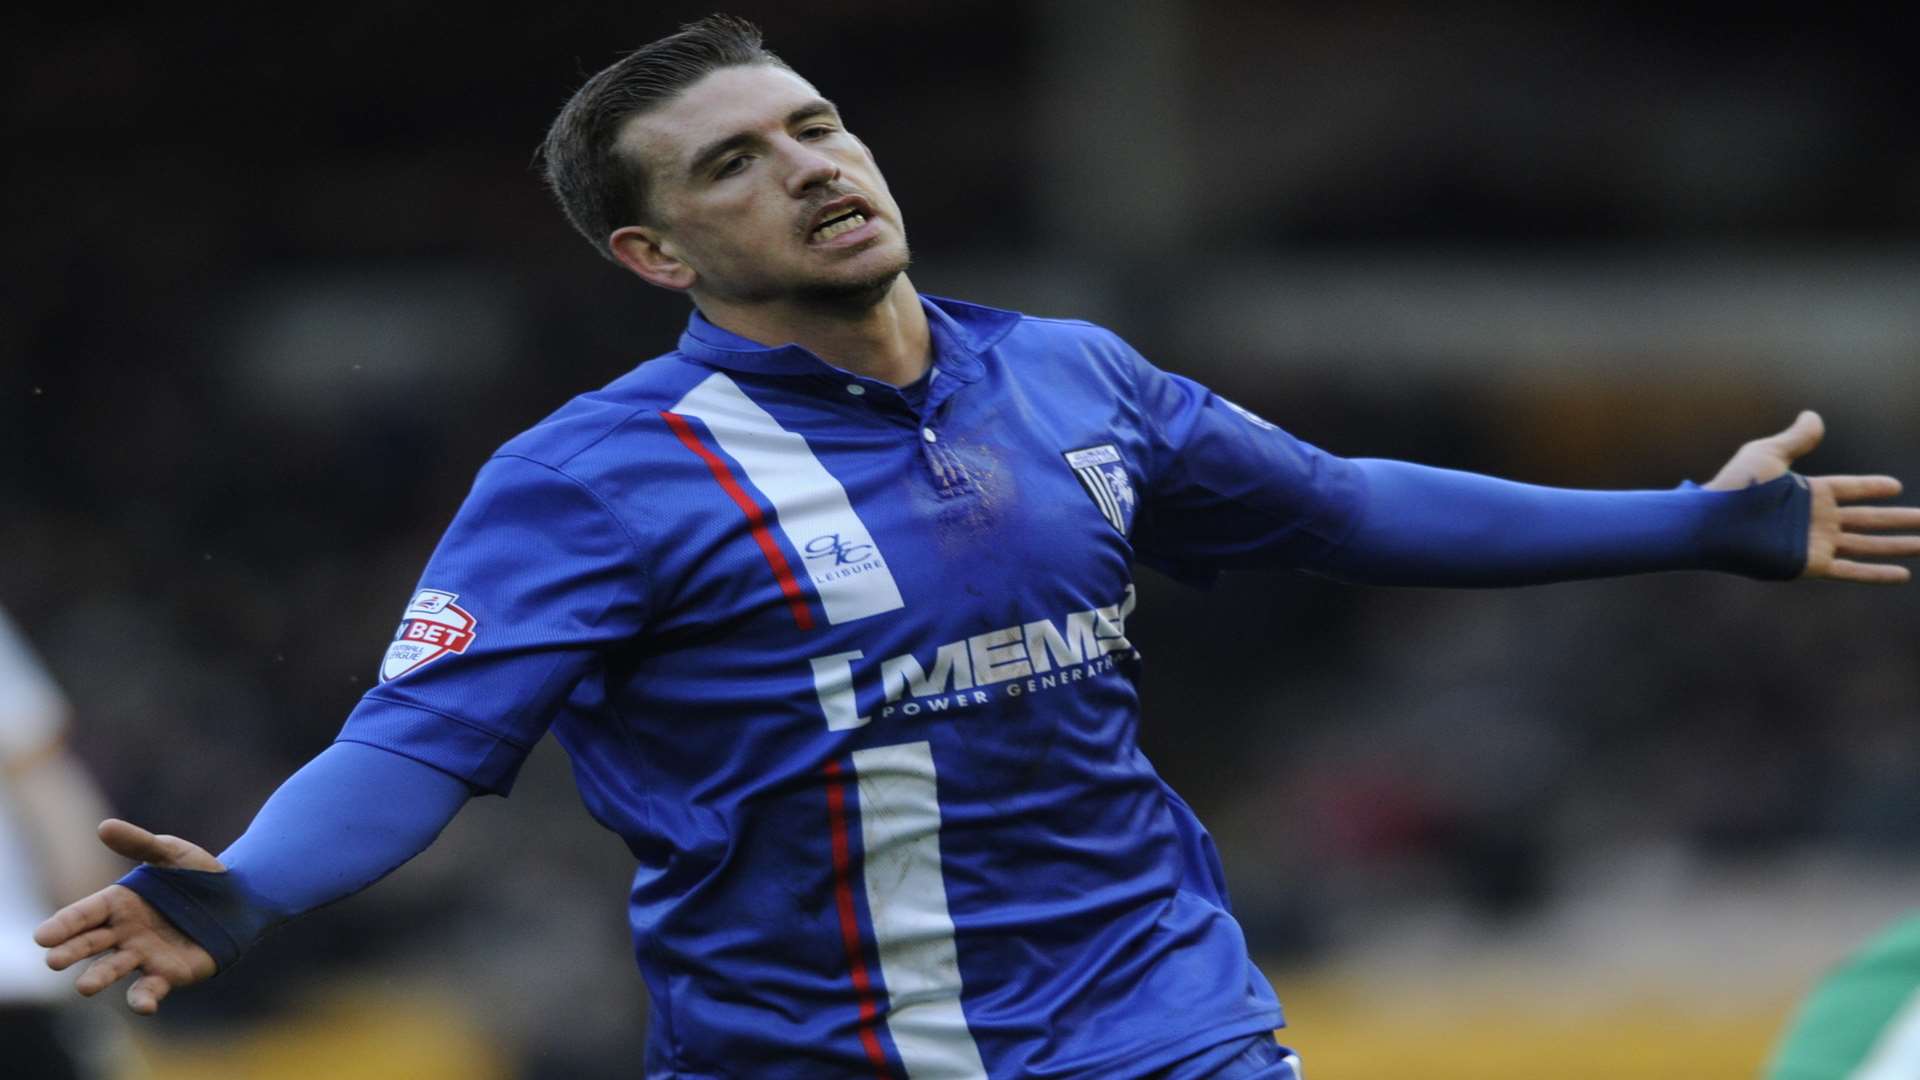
[686,99,842,178]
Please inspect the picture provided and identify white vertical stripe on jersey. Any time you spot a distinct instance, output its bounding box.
[673,373,906,625]
[850,741,987,1079]
[1853,986,1920,1080]
[809,650,871,731]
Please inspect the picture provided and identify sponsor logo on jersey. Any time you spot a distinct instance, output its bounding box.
[1063,444,1136,534]
[672,372,905,625]
[379,589,476,682]
[808,587,1138,731]
[802,532,888,586]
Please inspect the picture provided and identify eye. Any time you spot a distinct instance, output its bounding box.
[799,124,836,140]
[715,155,751,179]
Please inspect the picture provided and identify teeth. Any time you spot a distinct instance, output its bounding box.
[813,212,866,241]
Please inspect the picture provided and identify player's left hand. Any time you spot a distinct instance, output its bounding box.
[1705,410,1920,583]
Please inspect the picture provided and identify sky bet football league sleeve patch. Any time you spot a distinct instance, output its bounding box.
[379,589,477,682]
[1064,444,1137,534]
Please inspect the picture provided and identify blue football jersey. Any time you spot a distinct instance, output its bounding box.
[339,295,1362,1078]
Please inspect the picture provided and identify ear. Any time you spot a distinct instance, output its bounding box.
[609,225,697,292]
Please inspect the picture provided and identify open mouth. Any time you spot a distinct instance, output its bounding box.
[810,208,869,243]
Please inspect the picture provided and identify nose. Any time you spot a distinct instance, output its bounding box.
[781,137,840,196]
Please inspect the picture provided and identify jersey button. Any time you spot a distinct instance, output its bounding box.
[922,428,938,443]
[845,383,865,396]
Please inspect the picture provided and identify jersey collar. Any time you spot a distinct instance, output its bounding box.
[676,294,1021,386]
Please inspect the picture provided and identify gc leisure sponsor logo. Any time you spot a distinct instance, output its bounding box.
[379,589,476,682]
[801,532,887,585]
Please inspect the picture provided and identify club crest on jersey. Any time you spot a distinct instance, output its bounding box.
[379,589,477,682]
[1063,444,1136,534]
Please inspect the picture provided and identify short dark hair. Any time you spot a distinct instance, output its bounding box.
[540,14,790,260]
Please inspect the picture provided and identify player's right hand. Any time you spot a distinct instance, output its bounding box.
[33,818,223,1015]
[1705,410,1920,583]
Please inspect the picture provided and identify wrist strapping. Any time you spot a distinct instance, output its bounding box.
[116,865,278,971]
[1678,473,1811,581]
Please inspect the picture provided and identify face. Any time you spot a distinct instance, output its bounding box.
[613,64,910,307]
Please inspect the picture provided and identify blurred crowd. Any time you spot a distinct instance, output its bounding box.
[6,4,1917,1076]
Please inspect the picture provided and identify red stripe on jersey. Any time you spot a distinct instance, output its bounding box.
[661,410,817,631]
[824,759,892,1079]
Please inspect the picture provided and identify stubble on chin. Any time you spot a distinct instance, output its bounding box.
[792,245,912,311]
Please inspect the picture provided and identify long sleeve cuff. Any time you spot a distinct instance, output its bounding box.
[116,865,270,971]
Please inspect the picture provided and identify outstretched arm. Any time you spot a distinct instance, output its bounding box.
[1320,411,1918,587]
[34,740,471,1014]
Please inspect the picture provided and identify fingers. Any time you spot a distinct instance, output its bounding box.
[1812,471,1920,579]
[1839,505,1920,530]
[44,926,122,972]
[96,818,223,872]
[1816,475,1904,503]
[74,947,144,997]
[1836,533,1920,558]
[1822,559,1913,585]
[1764,410,1825,461]
[33,891,112,949]
[96,819,171,864]
[128,972,174,1015]
[1705,412,1827,490]
[1822,481,1920,579]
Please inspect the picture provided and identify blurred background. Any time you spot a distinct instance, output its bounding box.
[5,3,1918,1077]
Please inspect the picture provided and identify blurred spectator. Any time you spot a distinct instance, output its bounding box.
[0,606,131,1078]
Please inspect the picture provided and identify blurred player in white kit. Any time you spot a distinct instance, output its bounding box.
[0,607,126,1079]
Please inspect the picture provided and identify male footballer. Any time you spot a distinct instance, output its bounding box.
[35,15,1920,1079]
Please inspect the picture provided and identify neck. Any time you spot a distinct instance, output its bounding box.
[694,275,931,386]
